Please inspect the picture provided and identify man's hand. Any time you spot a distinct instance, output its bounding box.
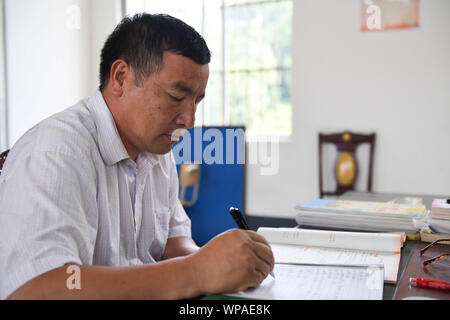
[189,229,275,294]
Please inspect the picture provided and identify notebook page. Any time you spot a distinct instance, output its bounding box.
[226,263,384,300]
[270,243,400,283]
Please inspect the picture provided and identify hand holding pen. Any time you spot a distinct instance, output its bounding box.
[229,207,275,279]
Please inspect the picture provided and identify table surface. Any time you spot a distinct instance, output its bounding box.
[392,241,450,300]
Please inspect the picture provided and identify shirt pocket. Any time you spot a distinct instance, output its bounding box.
[155,207,170,234]
[148,207,171,261]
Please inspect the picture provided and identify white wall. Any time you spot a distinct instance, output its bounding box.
[245,0,450,218]
[87,0,123,92]
[4,0,121,146]
[5,0,89,145]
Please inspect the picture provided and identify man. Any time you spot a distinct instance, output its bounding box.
[0,13,274,299]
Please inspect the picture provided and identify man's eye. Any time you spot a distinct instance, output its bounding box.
[169,95,183,102]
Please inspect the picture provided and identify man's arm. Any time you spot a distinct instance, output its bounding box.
[162,236,200,260]
[7,257,203,300]
[7,229,274,300]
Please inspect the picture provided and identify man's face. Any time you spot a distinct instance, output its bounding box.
[119,51,209,156]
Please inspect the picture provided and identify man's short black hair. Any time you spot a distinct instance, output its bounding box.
[99,13,211,90]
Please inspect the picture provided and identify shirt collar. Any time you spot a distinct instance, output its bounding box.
[85,90,130,166]
[85,90,161,168]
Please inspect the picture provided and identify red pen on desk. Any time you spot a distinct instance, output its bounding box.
[409,277,450,291]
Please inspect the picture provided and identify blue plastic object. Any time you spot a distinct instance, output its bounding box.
[173,126,245,245]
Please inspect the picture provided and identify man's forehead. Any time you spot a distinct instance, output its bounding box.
[156,52,209,92]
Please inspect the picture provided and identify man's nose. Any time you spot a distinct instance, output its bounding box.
[175,102,196,129]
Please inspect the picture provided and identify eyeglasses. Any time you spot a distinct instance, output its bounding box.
[420,239,450,266]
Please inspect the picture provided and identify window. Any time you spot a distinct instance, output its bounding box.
[125,0,292,137]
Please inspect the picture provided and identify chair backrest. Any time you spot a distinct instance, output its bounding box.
[179,163,201,207]
[318,131,375,198]
[0,149,9,175]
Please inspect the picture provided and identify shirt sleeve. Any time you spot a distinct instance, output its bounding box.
[167,152,192,239]
[0,149,98,299]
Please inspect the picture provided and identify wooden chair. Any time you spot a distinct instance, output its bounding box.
[318,131,375,198]
[179,163,201,207]
[0,149,9,175]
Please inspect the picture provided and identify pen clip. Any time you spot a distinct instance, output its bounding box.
[229,206,250,230]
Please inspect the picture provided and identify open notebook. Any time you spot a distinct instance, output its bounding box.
[258,227,405,283]
[226,263,384,300]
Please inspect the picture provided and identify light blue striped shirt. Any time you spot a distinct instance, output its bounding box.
[0,90,191,299]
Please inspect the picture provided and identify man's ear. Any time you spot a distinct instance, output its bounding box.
[109,59,132,97]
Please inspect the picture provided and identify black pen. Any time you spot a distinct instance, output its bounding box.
[229,206,275,279]
[229,206,250,230]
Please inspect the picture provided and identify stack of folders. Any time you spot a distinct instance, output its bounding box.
[295,198,429,233]
[427,199,450,234]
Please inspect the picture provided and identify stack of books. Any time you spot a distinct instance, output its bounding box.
[427,199,450,234]
[295,198,429,233]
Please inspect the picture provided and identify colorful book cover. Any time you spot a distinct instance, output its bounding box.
[431,199,450,210]
[298,199,427,217]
